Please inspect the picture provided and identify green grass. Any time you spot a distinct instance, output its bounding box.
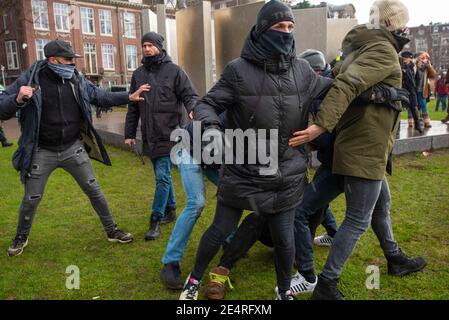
[0,144,448,300]
[400,99,448,120]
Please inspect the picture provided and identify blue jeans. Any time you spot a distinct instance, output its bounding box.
[436,94,448,112]
[322,208,338,237]
[294,166,344,272]
[150,156,176,222]
[162,149,219,265]
[417,92,429,114]
[321,177,399,281]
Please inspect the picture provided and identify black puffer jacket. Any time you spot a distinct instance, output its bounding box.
[125,51,198,159]
[194,28,333,214]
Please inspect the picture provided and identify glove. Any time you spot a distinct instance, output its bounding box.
[372,86,410,112]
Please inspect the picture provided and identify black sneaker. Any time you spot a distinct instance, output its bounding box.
[161,262,183,289]
[1,141,13,148]
[311,275,345,300]
[442,115,449,124]
[160,206,176,225]
[179,274,200,300]
[145,220,161,241]
[7,235,29,257]
[386,249,427,277]
[275,290,295,300]
[107,226,134,244]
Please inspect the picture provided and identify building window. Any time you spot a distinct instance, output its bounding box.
[83,43,97,74]
[442,37,449,45]
[35,39,50,60]
[433,26,439,33]
[99,9,112,36]
[81,7,95,34]
[101,44,114,70]
[54,3,70,32]
[104,80,116,90]
[124,12,136,38]
[433,37,440,46]
[3,14,9,34]
[5,40,19,70]
[32,0,49,30]
[126,45,137,70]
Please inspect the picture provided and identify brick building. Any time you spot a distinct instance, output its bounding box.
[0,0,151,88]
[406,23,449,73]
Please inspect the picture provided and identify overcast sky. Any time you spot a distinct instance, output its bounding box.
[297,0,449,27]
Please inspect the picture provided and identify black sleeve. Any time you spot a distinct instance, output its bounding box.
[193,63,237,128]
[175,68,199,114]
[124,75,140,139]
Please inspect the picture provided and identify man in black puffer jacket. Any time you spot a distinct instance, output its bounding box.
[179,0,333,301]
[125,32,198,241]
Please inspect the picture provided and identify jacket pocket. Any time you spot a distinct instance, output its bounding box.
[152,112,180,141]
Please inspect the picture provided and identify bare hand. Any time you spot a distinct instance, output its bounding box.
[125,139,136,147]
[129,84,151,102]
[16,86,35,104]
[288,125,326,148]
[189,111,194,120]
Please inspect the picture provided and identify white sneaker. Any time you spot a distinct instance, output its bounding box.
[179,274,200,300]
[314,233,333,247]
[275,272,317,296]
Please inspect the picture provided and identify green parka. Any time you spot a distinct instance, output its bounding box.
[315,24,403,180]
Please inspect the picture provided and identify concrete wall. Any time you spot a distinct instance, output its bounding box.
[213,1,265,78]
[176,1,213,97]
[141,9,158,34]
[326,18,357,62]
[292,7,328,57]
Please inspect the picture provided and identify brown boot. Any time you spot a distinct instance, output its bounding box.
[204,266,233,300]
[408,118,414,128]
[423,113,432,128]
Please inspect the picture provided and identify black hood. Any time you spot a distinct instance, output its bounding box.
[240,26,296,75]
[142,49,172,70]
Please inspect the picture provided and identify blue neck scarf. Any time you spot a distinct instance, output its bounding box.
[48,62,76,79]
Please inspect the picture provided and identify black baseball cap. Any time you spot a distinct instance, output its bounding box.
[400,51,414,59]
[44,40,81,58]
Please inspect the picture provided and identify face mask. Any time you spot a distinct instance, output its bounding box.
[48,61,76,79]
[392,29,411,52]
[259,29,294,56]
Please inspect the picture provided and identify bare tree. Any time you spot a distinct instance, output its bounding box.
[0,0,35,38]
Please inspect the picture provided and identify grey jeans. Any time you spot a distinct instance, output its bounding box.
[16,140,116,237]
[321,176,399,281]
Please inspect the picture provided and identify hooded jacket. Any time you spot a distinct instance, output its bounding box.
[194,28,332,214]
[315,25,405,180]
[124,51,198,159]
[0,60,130,182]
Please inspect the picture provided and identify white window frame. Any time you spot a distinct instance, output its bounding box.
[124,12,136,39]
[99,9,112,36]
[5,40,19,70]
[3,14,9,34]
[35,39,50,60]
[53,3,70,32]
[83,43,98,74]
[32,0,49,30]
[81,7,95,35]
[126,45,137,71]
[101,44,115,70]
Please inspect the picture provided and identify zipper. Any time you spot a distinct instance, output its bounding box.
[57,80,66,146]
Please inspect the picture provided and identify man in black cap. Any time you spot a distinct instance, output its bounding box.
[125,32,198,241]
[0,39,150,256]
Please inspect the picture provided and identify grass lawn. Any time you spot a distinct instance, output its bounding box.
[0,141,448,300]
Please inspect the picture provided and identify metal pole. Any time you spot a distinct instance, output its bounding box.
[1,65,5,87]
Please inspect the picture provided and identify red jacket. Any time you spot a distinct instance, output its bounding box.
[436,78,449,95]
